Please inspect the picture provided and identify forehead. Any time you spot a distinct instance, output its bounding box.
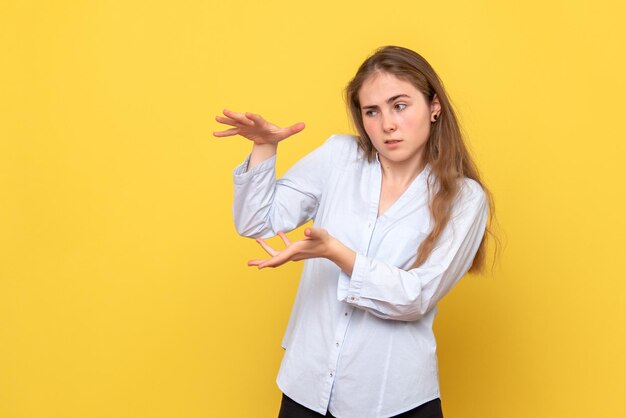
[358,72,420,103]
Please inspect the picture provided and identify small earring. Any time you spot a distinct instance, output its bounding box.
[432,114,439,122]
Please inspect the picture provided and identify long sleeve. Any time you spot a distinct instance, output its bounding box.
[337,179,489,321]
[232,135,340,238]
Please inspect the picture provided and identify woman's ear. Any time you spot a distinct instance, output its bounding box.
[430,94,442,122]
[431,94,442,114]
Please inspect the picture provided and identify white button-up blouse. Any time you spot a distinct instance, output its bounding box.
[232,134,488,418]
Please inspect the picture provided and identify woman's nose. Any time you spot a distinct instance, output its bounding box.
[382,112,397,132]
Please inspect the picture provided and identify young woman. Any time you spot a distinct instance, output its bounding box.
[214,46,494,418]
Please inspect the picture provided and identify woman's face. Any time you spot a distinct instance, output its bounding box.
[358,71,439,170]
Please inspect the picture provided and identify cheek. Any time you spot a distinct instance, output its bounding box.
[402,112,430,135]
[362,119,377,137]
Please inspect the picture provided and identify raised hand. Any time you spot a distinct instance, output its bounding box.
[248,228,334,269]
[213,109,305,145]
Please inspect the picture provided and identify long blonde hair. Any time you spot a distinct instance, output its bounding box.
[346,46,496,273]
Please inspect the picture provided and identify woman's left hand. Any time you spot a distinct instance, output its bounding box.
[249,228,334,269]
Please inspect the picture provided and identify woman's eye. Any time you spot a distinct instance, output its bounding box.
[364,110,377,117]
[394,103,407,111]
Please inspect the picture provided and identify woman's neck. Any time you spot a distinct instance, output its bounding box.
[378,155,427,188]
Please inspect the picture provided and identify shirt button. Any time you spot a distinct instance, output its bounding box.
[329,371,334,377]
[344,312,348,316]
[336,342,340,347]
[350,296,357,301]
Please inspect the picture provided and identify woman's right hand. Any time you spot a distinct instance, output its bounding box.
[213,109,305,145]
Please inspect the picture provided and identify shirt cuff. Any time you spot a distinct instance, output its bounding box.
[233,154,277,184]
[337,253,368,305]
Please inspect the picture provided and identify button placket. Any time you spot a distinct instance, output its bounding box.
[326,305,353,387]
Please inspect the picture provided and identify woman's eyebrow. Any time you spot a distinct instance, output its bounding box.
[361,94,411,109]
[387,94,410,103]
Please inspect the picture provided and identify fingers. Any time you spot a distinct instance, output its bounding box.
[222,109,254,126]
[215,115,238,127]
[247,251,291,269]
[213,109,255,137]
[256,238,279,257]
[247,230,322,270]
[247,257,286,268]
[252,232,291,268]
[245,112,266,126]
[277,231,292,246]
[215,109,305,145]
[213,127,240,137]
[257,250,292,269]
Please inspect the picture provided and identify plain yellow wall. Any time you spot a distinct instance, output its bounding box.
[1,1,625,417]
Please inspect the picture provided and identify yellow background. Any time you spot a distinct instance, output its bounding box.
[1,1,625,417]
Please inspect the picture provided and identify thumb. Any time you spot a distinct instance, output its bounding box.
[286,122,306,136]
[305,227,324,239]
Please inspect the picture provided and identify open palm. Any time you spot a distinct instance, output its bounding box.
[213,109,305,145]
[248,228,332,269]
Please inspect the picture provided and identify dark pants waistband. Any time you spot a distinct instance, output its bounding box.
[278,393,443,418]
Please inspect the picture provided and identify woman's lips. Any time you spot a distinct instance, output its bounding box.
[384,139,403,147]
